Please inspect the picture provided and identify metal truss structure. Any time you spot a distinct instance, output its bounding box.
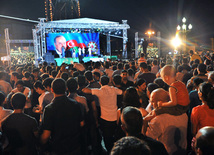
[33,18,130,64]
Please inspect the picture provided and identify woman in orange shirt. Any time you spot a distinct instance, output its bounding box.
[191,82,214,136]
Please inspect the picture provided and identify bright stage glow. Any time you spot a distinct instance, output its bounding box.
[171,36,182,48]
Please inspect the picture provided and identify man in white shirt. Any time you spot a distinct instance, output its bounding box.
[82,75,123,153]
[146,89,188,155]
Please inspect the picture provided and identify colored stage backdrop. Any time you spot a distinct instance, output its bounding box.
[46,33,100,55]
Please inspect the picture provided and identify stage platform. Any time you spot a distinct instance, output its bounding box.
[54,55,117,66]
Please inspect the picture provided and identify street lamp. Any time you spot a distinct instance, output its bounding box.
[177,17,192,52]
[145,30,155,39]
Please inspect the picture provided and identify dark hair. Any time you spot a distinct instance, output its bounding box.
[113,75,122,85]
[113,65,117,71]
[124,63,130,70]
[121,70,128,74]
[61,72,69,81]
[93,72,100,79]
[127,68,134,76]
[177,65,183,72]
[41,73,49,81]
[11,93,26,109]
[207,65,213,72]
[67,78,78,93]
[24,71,31,78]
[122,106,143,135]
[77,75,86,87]
[33,68,39,73]
[140,53,145,58]
[100,76,109,86]
[194,59,200,64]
[196,127,214,155]
[193,77,204,87]
[152,60,158,65]
[0,92,5,106]
[147,83,159,93]
[104,61,110,69]
[43,78,54,88]
[51,78,66,94]
[94,61,101,69]
[73,71,80,77]
[16,80,24,86]
[51,70,57,78]
[54,35,64,43]
[111,136,150,155]
[123,87,141,108]
[140,62,147,69]
[189,50,194,54]
[199,82,214,109]
[12,72,19,78]
[84,70,93,81]
[136,78,146,87]
[198,63,207,73]
[34,81,45,90]
[117,63,123,70]
[154,78,169,91]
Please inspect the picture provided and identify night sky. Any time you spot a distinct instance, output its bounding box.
[0,0,214,46]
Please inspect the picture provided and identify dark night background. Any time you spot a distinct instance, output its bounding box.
[0,0,214,54]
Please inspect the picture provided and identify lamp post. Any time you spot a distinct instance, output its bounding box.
[177,17,192,53]
[145,30,155,41]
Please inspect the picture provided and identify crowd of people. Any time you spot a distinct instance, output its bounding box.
[0,50,214,155]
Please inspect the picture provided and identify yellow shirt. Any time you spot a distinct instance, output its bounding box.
[190,54,202,63]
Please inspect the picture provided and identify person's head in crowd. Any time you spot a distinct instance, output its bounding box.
[10,66,16,73]
[41,73,49,81]
[73,71,80,78]
[160,65,176,85]
[16,67,23,75]
[51,70,57,78]
[104,61,110,69]
[117,63,123,70]
[189,50,194,56]
[113,75,122,87]
[93,72,100,82]
[152,60,158,66]
[46,66,52,74]
[197,63,207,75]
[67,78,78,93]
[16,80,25,92]
[51,78,66,95]
[110,136,150,155]
[192,63,198,70]
[11,72,19,82]
[42,78,54,92]
[77,75,86,88]
[123,87,141,108]
[32,68,40,77]
[121,106,143,136]
[139,62,148,73]
[193,77,204,90]
[0,71,6,80]
[11,92,26,110]
[113,65,117,71]
[190,61,194,67]
[182,57,189,64]
[208,71,214,85]
[198,82,214,109]
[136,78,146,92]
[121,70,128,81]
[60,72,69,81]
[195,126,214,155]
[140,53,145,58]
[24,71,31,80]
[124,63,130,70]
[127,68,134,77]
[146,83,159,98]
[54,35,66,54]
[34,81,45,94]
[207,65,213,73]
[177,65,183,73]
[0,92,5,107]
[194,59,200,64]
[204,59,211,66]
[159,62,165,69]
[94,61,101,69]
[150,88,170,109]
[84,70,93,82]
[100,75,109,86]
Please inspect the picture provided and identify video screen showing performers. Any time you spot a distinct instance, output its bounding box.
[46,33,100,58]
